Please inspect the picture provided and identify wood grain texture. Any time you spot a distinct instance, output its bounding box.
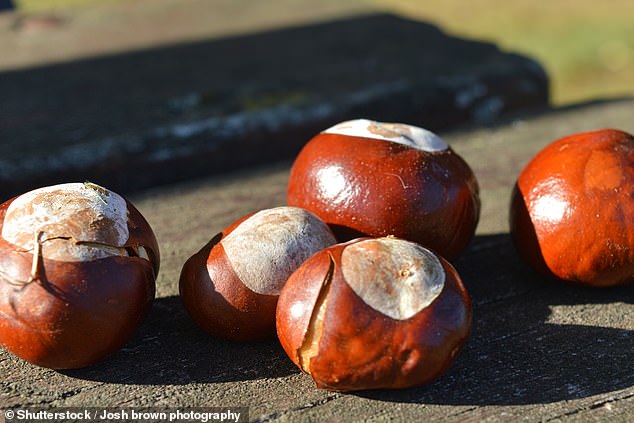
[1,99,633,421]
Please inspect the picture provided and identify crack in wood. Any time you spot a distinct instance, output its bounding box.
[253,393,341,422]
[544,391,634,421]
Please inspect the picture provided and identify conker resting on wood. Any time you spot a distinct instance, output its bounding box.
[510,128,634,287]
[0,182,160,369]
[179,206,336,342]
[276,236,472,391]
[287,119,480,260]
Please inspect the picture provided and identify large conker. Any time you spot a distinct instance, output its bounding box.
[276,236,472,391]
[0,182,160,369]
[510,128,634,287]
[287,119,480,259]
[179,206,336,342]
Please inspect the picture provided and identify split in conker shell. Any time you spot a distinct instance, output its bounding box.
[0,182,160,369]
[510,128,634,287]
[287,119,480,259]
[179,206,336,342]
[276,236,472,391]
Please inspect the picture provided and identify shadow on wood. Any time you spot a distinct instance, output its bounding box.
[0,13,547,201]
[62,295,298,385]
[63,233,633,405]
[357,233,634,405]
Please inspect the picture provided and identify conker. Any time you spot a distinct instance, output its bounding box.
[276,236,472,391]
[510,128,634,287]
[0,182,160,369]
[179,206,336,342]
[287,119,480,259]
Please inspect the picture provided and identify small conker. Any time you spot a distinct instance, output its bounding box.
[276,236,472,391]
[179,206,336,342]
[510,128,634,287]
[0,182,160,369]
[287,119,480,259]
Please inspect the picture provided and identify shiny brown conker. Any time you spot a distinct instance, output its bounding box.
[287,119,480,259]
[179,206,336,342]
[510,128,634,287]
[276,236,472,391]
[0,182,160,369]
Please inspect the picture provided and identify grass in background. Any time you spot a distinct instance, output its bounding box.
[15,0,634,106]
[366,0,634,105]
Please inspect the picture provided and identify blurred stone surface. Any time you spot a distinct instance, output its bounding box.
[0,8,547,200]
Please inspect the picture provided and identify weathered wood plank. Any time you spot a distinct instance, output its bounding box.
[1,99,633,422]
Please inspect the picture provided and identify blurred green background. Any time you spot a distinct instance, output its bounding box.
[370,0,634,106]
[13,0,634,106]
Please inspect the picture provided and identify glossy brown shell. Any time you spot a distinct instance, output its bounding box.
[287,133,480,259]
[0,198,159,369]
[276,238,472,391]
[179,214,279,342]
[510,128,634,287]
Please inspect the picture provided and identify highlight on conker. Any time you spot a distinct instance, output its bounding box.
[179,206,336,342]
[287,119,480,260]
[276,236,472,392]
[510,128,634,287]
[0,182,160,369]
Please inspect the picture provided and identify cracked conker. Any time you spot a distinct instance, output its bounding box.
[179,206,336,342]
[276,236,472,391]
[0,182,160,369]
[510,128,634,287]
[287,119,480,259]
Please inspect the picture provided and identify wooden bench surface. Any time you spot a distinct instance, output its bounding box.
[2,98,633,422]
